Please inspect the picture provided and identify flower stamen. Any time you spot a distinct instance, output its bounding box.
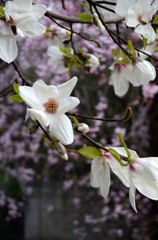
[44,98,59,113]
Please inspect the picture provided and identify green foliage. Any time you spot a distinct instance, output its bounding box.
[118,133,131,159]
[112,49,131,64]
[0,6,5,19]
[77,13,93,22]
[69,115,79,125]
[80,2,90,11]
[13,83,19,94]
[142,37,148,49]
[9,94,24,103]
[78,146,102,159]
[128,40,136,56]
[153,15,158,24]
[109,148,121,162]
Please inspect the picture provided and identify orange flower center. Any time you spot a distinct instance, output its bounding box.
[44,98,59,113]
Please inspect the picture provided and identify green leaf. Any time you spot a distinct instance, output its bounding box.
[80,2,90,11]
[109,148,121,162]
[13,83,19,93]
[128,40,136,56]
[142,37,148,49]
[0,6,5,18]
[9,94,24,103]
[118,133,131,159]
[77,13,93,22]
[112,49,119,58]
[78,146,102,159]
[69,115,79,124]
[153,15,158,24]
[119,49,131,63]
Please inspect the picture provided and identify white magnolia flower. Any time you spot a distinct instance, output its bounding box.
[90,154,111,198]
[5,0,47,37]
[115,0,158,42]
[109,63,132,97]
[47,45,73,74]
[108,147,158,212]
[129,58,156,86]
[109,57,156,96]
[0,0,47,63]
[19,77,80,145]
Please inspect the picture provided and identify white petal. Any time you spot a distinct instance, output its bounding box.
[27,108,49,126]
[90,158,102,188]
[57,76,78,98]
[90,157,110,199]
[131,165,158,200]
[0,34,17,63]
[142,5,157,23]
[13,0,32,9]
[33,80,59,103]
[130,60,156,86]
[129,179,137,212]
[135,24,156,43]
[17,19,46,36]
[32,4,47,19]
[107,148,130,187]
[138,157,158,182]
[19,85,43,108]
[125,8,139,27]
[99,161,110,198]
[58,97,80,114]
[49,114,74,145]
[47,46,64,63]
[115,0,135,17]
[109,67,130,97]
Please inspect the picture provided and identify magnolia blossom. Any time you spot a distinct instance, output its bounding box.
[109,57,156,96]
[109,63,132,97]
[19,77,80,145]
[115,0,158,42]
[108,147,158,212]
[0,0,47,63]
[130,58,156,86]
[47,46,73,74]
[90,153,111,198]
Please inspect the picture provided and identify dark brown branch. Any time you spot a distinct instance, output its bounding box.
[12,61,33,86]
[68,107,132,122]
[45,10,91,24]
[45,10,124,25]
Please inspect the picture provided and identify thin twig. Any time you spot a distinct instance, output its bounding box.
[12,61,33,86]
[68,107,132,122]
[81,133,129,161]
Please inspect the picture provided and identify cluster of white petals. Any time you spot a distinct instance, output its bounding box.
[91,147,158,212]
[0,0,47,63]
[19,77,80,145]
[109,56,156,97]
[115,0,158,42]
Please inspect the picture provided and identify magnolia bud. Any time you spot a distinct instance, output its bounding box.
[60,153,68,161]
[93,13,104,32]
[54,141,67,155]
[77,123,89,134]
